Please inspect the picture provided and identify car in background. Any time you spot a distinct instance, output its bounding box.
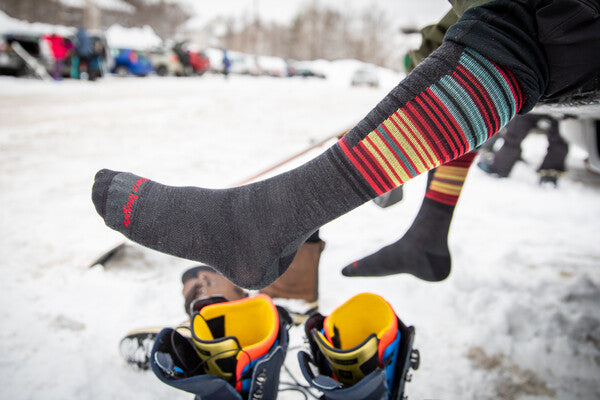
[258,55,287,77]
[0,33,41,76]
[351,68,379,88]
[111,48,152,77]
[149,47,187,76]
[289,61,326,79]
[188,50,210,75]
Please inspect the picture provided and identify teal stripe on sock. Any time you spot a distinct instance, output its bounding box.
[429,85,476,149]
[435,75,488,146]
[376,125,418,176]
[464,48,517,119]
[460,52,511,126]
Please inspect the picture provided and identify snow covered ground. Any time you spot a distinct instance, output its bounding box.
[1,73,599,400]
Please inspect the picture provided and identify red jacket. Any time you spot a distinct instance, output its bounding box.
[44,34,69,60]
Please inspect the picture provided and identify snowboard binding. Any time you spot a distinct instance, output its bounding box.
[150,294,291,400]
[298,293,419,400]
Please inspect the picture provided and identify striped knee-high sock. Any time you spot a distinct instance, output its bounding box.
[332,44,521,198]
[92,41,522,289]
[342,151,478,281]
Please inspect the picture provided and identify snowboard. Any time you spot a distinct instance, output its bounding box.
[11,41,52,81]
[87,241,127,268]
[119,323,190,370]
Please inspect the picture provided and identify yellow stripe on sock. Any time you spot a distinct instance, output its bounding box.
[395,110,439,169]
[433,171,467,182]
[364,133,409,184]
[381,118,429,173]
[429,181,463,196]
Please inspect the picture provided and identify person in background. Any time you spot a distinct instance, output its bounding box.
[477,113,568,186]
[222,49,231,79]
[43,33,69,80]
[75,27,92,80]
[88,39,106,81]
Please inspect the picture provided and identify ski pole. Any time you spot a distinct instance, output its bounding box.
[234,127,404,208]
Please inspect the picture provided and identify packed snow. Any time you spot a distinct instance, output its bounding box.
[1,71,599,400]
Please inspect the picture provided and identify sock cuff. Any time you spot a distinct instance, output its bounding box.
[421,196,455,214]
[425,152,476,207]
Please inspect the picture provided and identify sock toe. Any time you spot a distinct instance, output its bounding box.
[92,169,119,218]
[341,261,365,277]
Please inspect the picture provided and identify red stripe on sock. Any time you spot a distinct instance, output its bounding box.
[422,89,468,154]
[451,69,495,138]
[414,96,462,159]
[390,111,437,168]
[339,137,386,195]
[425,151,477,206]
[446,151,478,167]
[355,142,394,193]
[492,62,523,113]
[456,65,501,136]
[505,68,523,112]
[425,190,460,206]
[405,101,450,163]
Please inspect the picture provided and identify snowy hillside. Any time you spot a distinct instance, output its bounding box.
[0,71,599,400]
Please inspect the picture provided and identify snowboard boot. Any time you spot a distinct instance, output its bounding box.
[260,240,324,325]
[151,294,291,400]
[298,293,419,400]
[538,169,562,187]
[182,265,248,316]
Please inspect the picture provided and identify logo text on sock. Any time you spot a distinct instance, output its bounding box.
[123,177,148,227]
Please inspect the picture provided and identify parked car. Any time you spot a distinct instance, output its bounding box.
[288,61,326,79]
[351,68,379,88]
[149,47,187,76]
[258,56,287,77]
[0,33,42,76]
[111,48,152,77]
[188,50,210,75]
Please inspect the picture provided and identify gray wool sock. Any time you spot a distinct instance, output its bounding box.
[341,197,453,281]
[92,149,367,289]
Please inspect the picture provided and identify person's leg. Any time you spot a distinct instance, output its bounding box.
[93,0,554,289]
[182,265,248,316]
[70,56,79,79]
[539,115,568,172]
[260,231,324,323]
[342,151,477,281]
[260,230,323,304]
[478,113,538,177]
[52,59,63,80]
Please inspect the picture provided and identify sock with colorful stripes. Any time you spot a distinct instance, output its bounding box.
[92,41,522,289]
[341,151,477,281]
